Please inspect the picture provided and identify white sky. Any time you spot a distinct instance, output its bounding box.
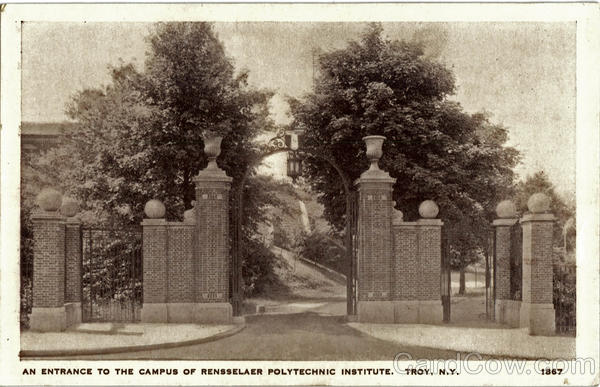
[21,22,576,196]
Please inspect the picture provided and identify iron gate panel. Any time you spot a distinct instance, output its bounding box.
[347,190,359,316]
[485,228,496,320]
[441,227,451,323]
[81,227,142,322]
[509,222,523,301]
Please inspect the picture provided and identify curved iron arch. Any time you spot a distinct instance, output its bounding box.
[230,145,358,317]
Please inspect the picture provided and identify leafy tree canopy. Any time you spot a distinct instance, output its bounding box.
[22,22,281,294]
[290,23,520,269]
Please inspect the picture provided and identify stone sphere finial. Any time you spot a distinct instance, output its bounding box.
[419,200,439,219]
[60,196,80,217]
[527,192,550,213]
[496,200,517,218]
[144,199,166,219]
[36,188,63,212]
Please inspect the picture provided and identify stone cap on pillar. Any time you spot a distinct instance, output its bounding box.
[141,218,167,226]
[193,169,233,184]
[31,208,65,221]
[492,218,519,226]
[416,218,443,226]
[520,213,555,223]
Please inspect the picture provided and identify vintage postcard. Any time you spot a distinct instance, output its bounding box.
[1,3,599,386]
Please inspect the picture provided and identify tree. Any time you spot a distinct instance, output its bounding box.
[289,23,519,282]
[22,22,278,295]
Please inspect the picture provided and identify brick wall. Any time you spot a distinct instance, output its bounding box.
[142,220,168,304]
[391,220,442,302]
[64,220,82,303]
[32,212,66,308]
[416,221,442,301]
[167,224,195,303]
[392,224,418,300]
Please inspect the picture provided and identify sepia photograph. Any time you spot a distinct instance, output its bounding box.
[1,3,598,386]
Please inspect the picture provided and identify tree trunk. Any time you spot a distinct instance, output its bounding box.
[459,267,466,295]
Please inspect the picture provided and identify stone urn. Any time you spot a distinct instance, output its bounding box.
[204,136,223,170]
[527,192,550,213]
[60,196,80,217]
[419,200,439,219]
[363,135,386,172]
[496,200,517,218]
[36,188,63,212]
[144,199,166,219]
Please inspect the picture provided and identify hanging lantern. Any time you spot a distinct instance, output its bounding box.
[286,151,303,181]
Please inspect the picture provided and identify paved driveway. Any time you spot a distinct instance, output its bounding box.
[47,311,468,361]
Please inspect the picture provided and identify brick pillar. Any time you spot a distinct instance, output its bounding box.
[355,136,396,323]
[415,200,443,324]
[30,209,67,331]
[519,193,555,335]
[64,217,82,326]
[493,200,520,327]
[192,137,233,324]
[140,201,168,322]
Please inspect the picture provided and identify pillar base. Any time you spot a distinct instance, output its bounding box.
[195,303,233,324]
[394,301,419,323]
[65,302,82,327]
[30,307,67,332]
[520,302,556,336]
[141,303,168,323]
[496,299,521,327]
[357,301,395,323]
[418,300,443,324]
[167,303,197,323]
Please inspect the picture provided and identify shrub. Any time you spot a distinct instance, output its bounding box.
[241,238,278,297]
[299,231,345,274]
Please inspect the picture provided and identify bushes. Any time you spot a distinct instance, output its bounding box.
[241,238,278,297]
[299,231,345,274]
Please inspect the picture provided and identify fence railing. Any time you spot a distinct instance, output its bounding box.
[553,261,576,335]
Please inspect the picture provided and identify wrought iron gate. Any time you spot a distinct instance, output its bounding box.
[441,228,451,323]
[81,227,143,322]
[485,228,496,320]
[347,190,359,316]
[509,223,523,301]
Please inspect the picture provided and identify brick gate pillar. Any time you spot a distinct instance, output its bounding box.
[415,200,443,323]
[192,136,233,324]
[520,193,556,335]
[493,200,520,327]
[64,213,82,327]
[30,189,67,331]
[355,136,396,323]
[141,199,168,322]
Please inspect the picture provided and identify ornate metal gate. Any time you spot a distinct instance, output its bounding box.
[441,228,451,322]
[81,227,143,322]
[347,190,359,316]
[229,129,358,317]
[485,228,496,320]
[510,222,523,301]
